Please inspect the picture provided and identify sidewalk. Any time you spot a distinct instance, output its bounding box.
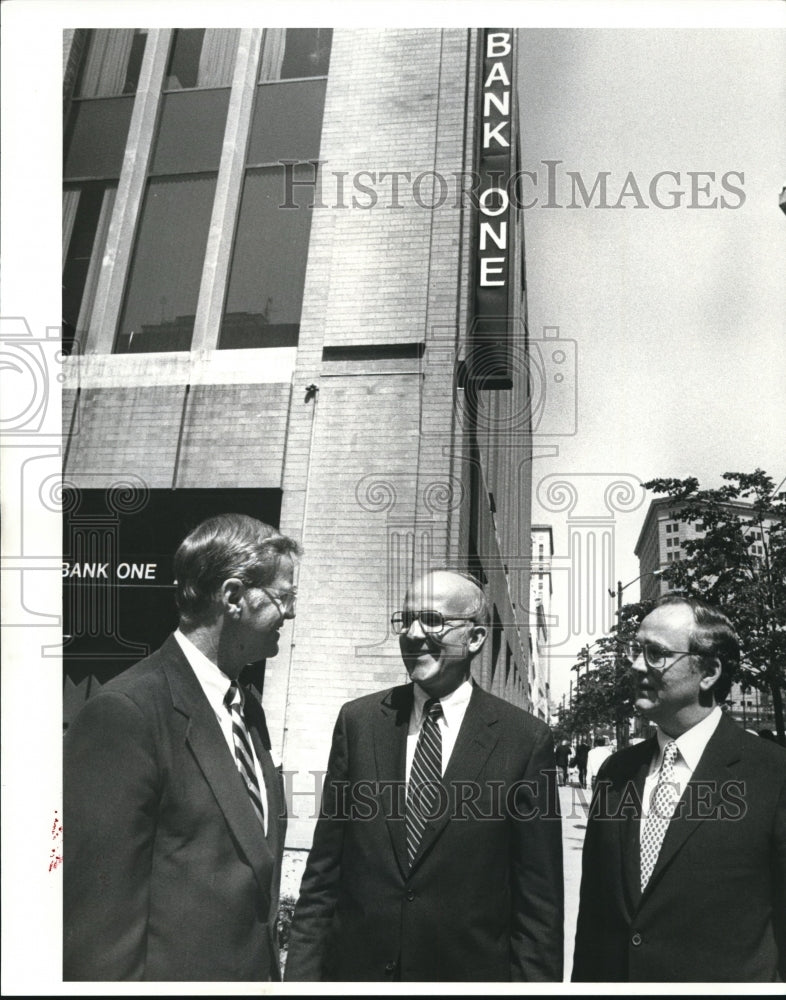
[559,781,592,977]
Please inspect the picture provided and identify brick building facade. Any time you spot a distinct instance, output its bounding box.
[62,27,537,845]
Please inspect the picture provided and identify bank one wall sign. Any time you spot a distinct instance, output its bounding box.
[470,28,514,390]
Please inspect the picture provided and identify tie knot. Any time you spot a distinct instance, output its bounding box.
[224,681,243,711]
[424,698,443,721]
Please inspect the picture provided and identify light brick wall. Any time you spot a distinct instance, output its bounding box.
[63,383,292,490]
[177,384,291,488]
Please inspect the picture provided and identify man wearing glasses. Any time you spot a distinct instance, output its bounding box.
[285,569,564,982]
[573,595,786,982]
[64,514,300,981]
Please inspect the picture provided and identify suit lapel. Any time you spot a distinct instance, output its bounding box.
[409,685,499,872]
[162,637,273,893]
[642,714,743,899]
[373,685,412,879]
[622,739,656,910]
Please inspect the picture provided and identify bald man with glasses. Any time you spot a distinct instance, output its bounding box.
[285,569,564,982]
[573,595,786,983]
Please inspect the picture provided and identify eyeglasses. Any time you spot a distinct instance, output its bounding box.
[624,639,698,674]
[390,610,476,635]
[259,586,298,615]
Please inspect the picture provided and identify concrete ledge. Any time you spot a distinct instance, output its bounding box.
[62,347,298,388]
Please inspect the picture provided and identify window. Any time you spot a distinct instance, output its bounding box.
[220,166,315,349]
[76,29,148,98]
[220,36,330,351]
[258,28,332,81]
[165,29,240,90]
[62,183,117,355]
[115,175,217,353]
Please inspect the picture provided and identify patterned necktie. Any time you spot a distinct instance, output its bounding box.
[640,740,680,890]
[406,698,443,867]
[224,681,265,829]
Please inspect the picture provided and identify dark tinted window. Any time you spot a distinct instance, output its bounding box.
[116,175,217,353]
[247,79,327,165]
[219,166,315,349]
[62,183,116,355]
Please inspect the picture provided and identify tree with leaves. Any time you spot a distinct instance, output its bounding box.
[642,469,786,744]
[565,601,652,748]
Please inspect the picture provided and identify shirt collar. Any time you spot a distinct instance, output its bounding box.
[656,705,723,771]
[412,678,474,728]
[174,628,233,714]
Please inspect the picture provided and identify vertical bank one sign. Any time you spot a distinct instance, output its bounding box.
[470,28,515,389]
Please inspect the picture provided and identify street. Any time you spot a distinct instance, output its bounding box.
[560,781,591,976]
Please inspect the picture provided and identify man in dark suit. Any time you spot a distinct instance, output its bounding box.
[285,569,563,982]
[573,595,786,983]
[64,514,300,981]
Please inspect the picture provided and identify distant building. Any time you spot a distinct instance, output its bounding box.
[529,525,553,721]
[634,496,779,731]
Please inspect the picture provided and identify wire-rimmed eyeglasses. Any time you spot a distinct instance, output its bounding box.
[260,586,298,616]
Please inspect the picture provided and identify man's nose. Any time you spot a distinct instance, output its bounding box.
[630,648,647,673]
[406,616,426,638]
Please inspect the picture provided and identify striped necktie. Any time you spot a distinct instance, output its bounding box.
[224,681,265,829]
[406,697,443,867]
[640,740,680,890]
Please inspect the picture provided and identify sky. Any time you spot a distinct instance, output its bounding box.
[517,27,786,700]
[1,3,785,994]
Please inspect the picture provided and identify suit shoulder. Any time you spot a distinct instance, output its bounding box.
[338,684,407,717]
[739,727,786,773]
[473,687,553,739]
[598,741,652,778]
[88,643,176,710]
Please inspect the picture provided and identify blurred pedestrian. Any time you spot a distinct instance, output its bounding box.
[585,736,612,790]
[555,739,572,786]
[574,741,590,789]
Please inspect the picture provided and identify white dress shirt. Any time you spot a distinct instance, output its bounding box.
[406,679,474,783]
[174,629,268,834]
[641,705,723,821]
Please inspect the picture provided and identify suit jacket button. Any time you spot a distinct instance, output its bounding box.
[385,961,397,973]
[406,889,415,901]
[631,933,642,946]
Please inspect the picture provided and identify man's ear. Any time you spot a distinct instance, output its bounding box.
[220,577,245,617]
[468,624,488,654]
[698,655,722,693]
